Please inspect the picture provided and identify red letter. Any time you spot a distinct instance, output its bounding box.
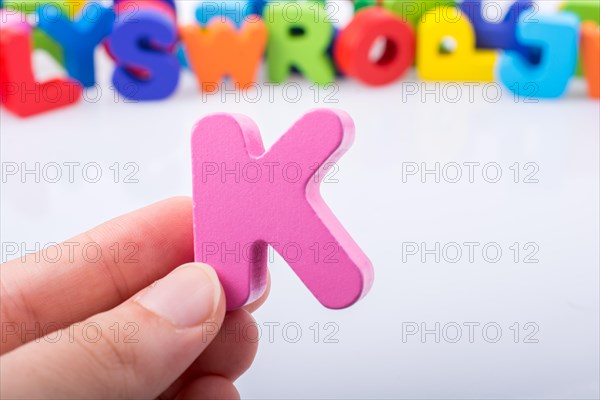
[335,8,415,86]
[0,26,81,118]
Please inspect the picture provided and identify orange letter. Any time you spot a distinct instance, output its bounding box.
[581,22,600,99]
[180,19,267,93]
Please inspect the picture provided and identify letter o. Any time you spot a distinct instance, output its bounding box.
[334,8,415,86]
[282,322,302,343]
[82,322,102,343]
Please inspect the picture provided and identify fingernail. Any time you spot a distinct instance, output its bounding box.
[137,263,220,328]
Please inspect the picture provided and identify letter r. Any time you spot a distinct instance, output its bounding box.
[191,109,374,310]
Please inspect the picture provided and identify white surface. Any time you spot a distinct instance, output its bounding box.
[1,2,600,399]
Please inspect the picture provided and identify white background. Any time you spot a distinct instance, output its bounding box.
[1,1,599,399]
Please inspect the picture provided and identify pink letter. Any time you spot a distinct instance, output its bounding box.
[191,109,374,310]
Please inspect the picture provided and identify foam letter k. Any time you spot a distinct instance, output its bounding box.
[191,109,374,310]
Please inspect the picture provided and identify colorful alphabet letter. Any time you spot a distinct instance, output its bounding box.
[7,1,86,64]
[38,2,115,87]
[110,9,180,101]
[498,13,580,99]
[191,109,374,310]
[335,8,415,86]
[0,26,82,117]
[265,1,335,85]
[417,6,497,81]
[180,18,267,92]
[3,1,70,65]
[581,22,599,99]
[460,0,539,62]
[560,0,600,76]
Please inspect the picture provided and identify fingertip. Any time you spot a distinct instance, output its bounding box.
[190,262,227,325]
[175,375,240,400]
[135,262,225,329]
[163,195,193,210]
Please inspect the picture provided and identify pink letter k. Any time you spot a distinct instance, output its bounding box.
[192,109,374,310]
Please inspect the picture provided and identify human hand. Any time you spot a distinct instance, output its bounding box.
[0,197,268,399]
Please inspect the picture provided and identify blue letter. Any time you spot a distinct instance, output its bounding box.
[38,2,114,87]
[110,9,180,101]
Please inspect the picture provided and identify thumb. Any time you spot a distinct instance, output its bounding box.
[0,263,225,399]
